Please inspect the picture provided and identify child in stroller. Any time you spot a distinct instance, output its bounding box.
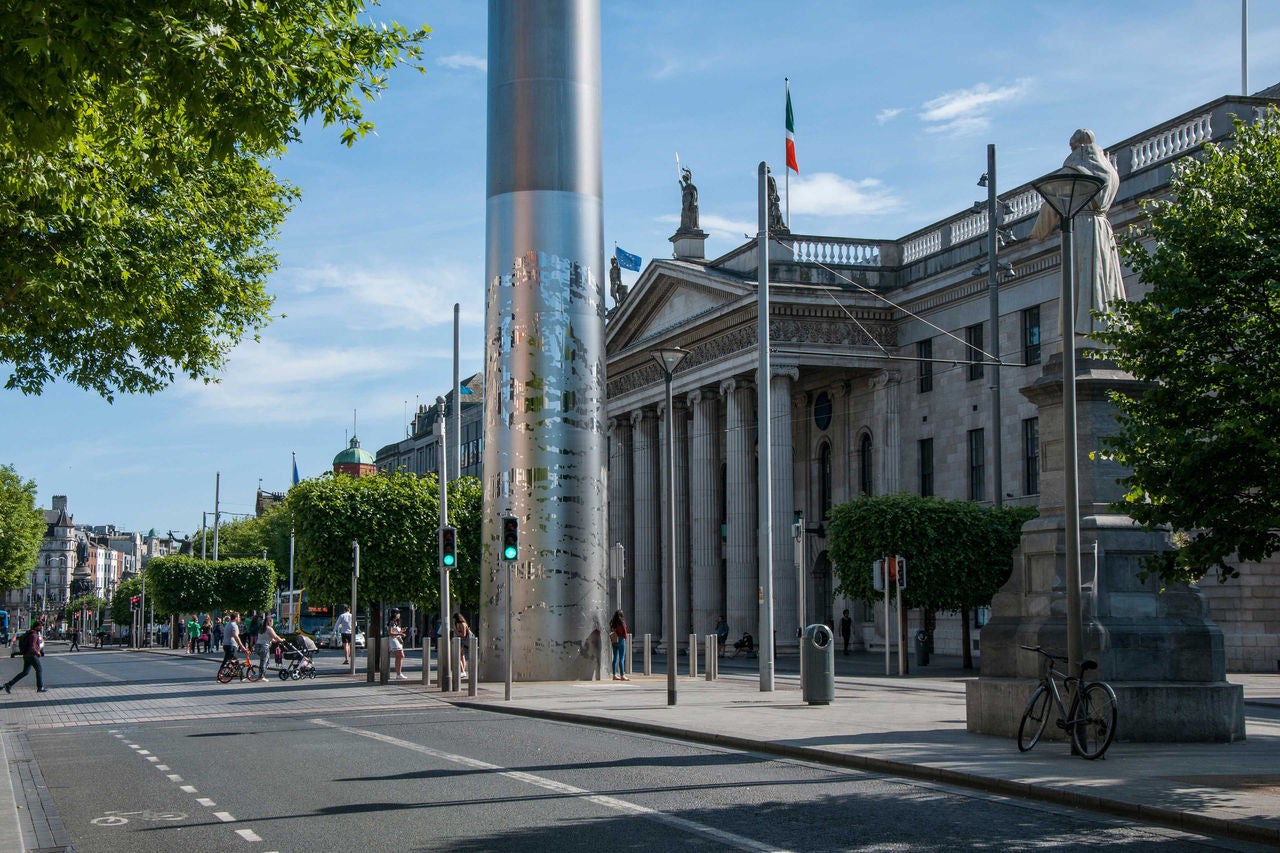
[272,634,318,680]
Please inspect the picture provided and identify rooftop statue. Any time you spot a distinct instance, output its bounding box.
[678,168,699,232]
[767,172,788,234]
[609,256,629,306]
[1031,128,1127,339]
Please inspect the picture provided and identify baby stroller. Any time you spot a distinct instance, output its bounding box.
[273,637,317,680]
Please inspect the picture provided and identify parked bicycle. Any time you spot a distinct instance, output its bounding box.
[1017,645,1118,760]
[216,648,262,684]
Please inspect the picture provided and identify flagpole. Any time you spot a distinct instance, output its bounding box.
[784,78,790,228]
[289,451,297,630]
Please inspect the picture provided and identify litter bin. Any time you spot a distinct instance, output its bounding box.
[915,630,929,667]
[801,624,835,705]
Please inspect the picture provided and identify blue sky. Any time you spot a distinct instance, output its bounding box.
[4,0,1278,535]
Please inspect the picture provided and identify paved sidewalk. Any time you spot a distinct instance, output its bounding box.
[452,659,1280,847]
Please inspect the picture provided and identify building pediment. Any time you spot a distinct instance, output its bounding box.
[607,261,753,354]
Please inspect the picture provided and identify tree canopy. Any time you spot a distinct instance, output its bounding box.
[1097,109,1280,586]
[827,493,1035,613]
[1,2,430,398]
[110,574,144,626]
[0,464,44,593]
[144,554,275,616]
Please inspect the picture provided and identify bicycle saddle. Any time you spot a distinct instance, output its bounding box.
[1081,659,1098,671]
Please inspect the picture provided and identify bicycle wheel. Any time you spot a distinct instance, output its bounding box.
[1071,682,1118,759]
[216,664,234,684]
[245,664,262,682]
[1017,685,1052,752]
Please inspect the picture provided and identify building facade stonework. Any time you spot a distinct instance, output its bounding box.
[604,90,1280,669]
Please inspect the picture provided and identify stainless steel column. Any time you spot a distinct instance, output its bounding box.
[482,0,608,680]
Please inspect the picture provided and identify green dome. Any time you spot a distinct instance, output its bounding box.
[333,436,375,466]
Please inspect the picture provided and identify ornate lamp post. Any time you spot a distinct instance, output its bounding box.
[1030,170,1106,686]
[651,346,689,706]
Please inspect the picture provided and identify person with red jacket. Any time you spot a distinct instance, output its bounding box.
[609,610,629,681]
[4,619,47,694]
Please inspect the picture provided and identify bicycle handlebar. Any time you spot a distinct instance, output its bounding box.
[1019,644,1068,662]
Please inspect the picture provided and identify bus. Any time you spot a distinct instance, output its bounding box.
[277,590,333,636]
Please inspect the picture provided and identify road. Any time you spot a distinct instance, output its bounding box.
[2,648,1269,852]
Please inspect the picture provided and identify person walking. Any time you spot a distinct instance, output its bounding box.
[199,616,213,653]
[714,616,729,658]
[609,610,629,681]
[839,609,853,656]
[388,612,407,679]
[4,619,47,694]
[254,616,286,676]
[211,615,223,651]
[453,613,471,679]
[221,612,245,668]
[68,626,80,652]
[186,616,200,654]
[335,605,353,665]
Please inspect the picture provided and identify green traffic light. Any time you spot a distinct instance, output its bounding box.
[503,545,517,560]
[443,554,456,567]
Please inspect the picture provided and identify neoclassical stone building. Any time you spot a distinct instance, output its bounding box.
[605,87,1280,667]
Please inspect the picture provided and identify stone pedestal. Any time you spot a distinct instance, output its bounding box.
[670,229,708,260]
[965,351,1244,742]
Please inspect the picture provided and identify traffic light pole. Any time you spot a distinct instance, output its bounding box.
[437,397,452,693]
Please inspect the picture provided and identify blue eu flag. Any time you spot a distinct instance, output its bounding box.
[615,247,641,272]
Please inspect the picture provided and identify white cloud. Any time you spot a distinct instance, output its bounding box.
[437,53,487,72]
[876,108,903,124]
[656,213,758,244]
[919,80,1031,136]
[789,172,902,217]
[279,263,484,331]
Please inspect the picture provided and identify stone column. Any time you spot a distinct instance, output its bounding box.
[721,378,757,641]
[873,370,902,494]
[657,397,690,646]
[607,416,635,617]
[767,367,800,644]
[630,409,661,640]
[688,388,722,640]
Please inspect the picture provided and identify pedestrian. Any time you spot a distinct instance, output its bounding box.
[246,612,261,651]
[453,613,471,679]
[840,609,852,656]
[388,612,407,679]
[254,616,286,676]
[335,604,353,665]
[609,609,629,681]
[715,615,729,657]
[199,615,212,653]
[221,612,245,668]
[211,616,223,650]
[4,619,47,694]
[159,621,170,648]
[186,615,200,654]
[68,626,80,652]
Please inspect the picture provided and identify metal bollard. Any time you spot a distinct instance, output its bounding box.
[688,633,698,678]
[643,633,652,676]
[450,636,462,692]
[705,636,715,680]
[467,635,477,696]
[421,636,432,685]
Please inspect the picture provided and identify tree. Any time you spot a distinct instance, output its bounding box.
[1,2,430,398]
[110,575,145,626]
[288,472,439,610]
[211,559,277,615]
[827,494,1034,668]
[145,554,275,616]
[0,464,44,593]
[193,503,291,566]
[445,477,483,617]
[1097,109,1280,586]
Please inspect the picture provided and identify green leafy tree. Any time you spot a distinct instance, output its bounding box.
[1098,109,1280,586]
[0,464,44,593]
[1,2,430,398]
[194,504,291,566]
[212,559,277,615]
[289,472,438,611]
[145,555,219,615]
[445,476,483,617]
[827,494,1034,668]
[64,594,107,620]
[110,575,145,626]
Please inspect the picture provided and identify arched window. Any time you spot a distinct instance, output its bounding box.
[818,442,833,519]
[859,433,873,495]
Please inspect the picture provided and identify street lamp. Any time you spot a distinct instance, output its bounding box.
[1030,170,1105,688]
[651,345,689,706]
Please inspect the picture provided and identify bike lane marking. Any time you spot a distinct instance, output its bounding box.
[309,717,795,853]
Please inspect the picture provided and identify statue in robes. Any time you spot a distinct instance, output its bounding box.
[609,256,629,306]
[679,168,699,231]
[1031,128,1127,340]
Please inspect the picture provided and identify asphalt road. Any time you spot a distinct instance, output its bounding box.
[10,650,1271,852]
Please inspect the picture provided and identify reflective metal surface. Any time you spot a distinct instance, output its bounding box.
[481,0,608,681]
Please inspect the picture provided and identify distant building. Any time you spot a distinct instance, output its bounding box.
[376,373,485,481]
[333,436,376,478]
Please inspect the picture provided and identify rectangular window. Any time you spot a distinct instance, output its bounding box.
[917,339,933,393]
[1022,417,1040,496]
[966,324,984,381]
[918,438,934,497]
[968,428,985,501]
[1022,306,1042,366]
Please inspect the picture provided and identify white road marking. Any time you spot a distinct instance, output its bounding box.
[167,774,183,783]
[136,749,151,755]
[155,764,169,770]
[309,718,793,853]
[214,811,236,822]
[127,744,139,749]
[58,655,125,682]
[196,798,216,807]
[145,757,159,763]
[182,786,199,795]
[236,829,263,841]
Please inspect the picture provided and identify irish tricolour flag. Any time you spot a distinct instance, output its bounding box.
[785,84,799,174]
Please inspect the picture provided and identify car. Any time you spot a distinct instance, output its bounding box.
[317,623,365,650]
